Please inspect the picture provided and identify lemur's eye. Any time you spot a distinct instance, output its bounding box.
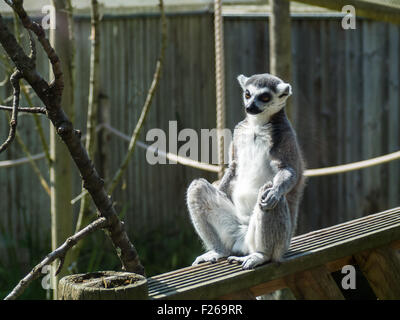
[245,90,251,99]
[259,93,271,103]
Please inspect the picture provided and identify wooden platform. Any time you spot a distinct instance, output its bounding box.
[148,207,400,299]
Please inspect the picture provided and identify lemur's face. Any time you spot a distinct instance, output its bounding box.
[237,73,292,116]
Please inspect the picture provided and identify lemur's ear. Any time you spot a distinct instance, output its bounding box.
[276,83,292,98]
[237,74,248,90]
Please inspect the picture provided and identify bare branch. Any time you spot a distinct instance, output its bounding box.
[0,21,51,164]
[0,104,46,114]
[108,0,168,194]
[0,14,51,106]
[85,0,101,158]
[65,0,76,124]
[20,84,52,165]
[27,30,36,65]
[14,129,51,196]
[6,0,63,92]
[0,70,21,153]
[0,2,145,277]
[74,0,101,235]
[4,217,109,300]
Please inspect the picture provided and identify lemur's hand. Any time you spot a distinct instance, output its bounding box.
[229,160,237,171]
[258,182,280,210]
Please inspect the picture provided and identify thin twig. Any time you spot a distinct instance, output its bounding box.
[0,1,145,276]
[8,0,64,92]
[0,70,21,153]
[0,104,46,114]
[14,129,51,196]
[0,16,51,164]
[108,0,168,194]
[20,84,52,165]
[75,0,101,234]
[4,217,109,300]
[65,0,76,124]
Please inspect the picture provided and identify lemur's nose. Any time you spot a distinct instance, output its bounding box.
[246,103,261,115]
[246,101,256,109]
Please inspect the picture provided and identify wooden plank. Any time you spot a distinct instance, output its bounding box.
[218,289,256,300]
[285,265,345,300]
[387,24,400,209]
[224,256,353,298]
[361,21,384,216]
[287,214,400,253]
[289,0,400,25]
[148,209,400,299]
[344,18,363,224]
[325,256,355,273]
[289,207,400,248]
[390,240,400,250]
[354,245,400,299]
[248,278,286,297]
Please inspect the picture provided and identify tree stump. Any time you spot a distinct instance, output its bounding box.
[58,271,148,300]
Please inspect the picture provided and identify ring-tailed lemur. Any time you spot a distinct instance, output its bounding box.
[186,73,305,269]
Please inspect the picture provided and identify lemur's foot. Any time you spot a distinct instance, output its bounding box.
[192,250,226,266]
[227,253,270,270]
[258,182,280,211]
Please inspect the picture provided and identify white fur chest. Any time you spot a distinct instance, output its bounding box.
[232,125,276,221]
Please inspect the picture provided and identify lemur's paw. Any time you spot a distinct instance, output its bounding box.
[227,255,246,265]
[259,183,280,211]
[192,250,226,266]
[228,253,269,270]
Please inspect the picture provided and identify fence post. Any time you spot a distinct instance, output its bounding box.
[269,0,293,120]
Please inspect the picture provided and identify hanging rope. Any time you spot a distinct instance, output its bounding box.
[304,150,400,177]
[2,123,400,177]
[214,0,226,180]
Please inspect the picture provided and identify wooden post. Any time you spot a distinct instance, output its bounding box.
[285,265,345,300]
[269,0,293,119]
[50,0,74,299]
[58,271,148,300]
[354,246,400,299]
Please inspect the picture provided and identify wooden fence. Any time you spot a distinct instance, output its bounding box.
[0,11,399,257]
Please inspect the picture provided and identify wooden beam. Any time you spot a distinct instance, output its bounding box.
[269,0,293,119]
[325,256,355,273]
[149,208,400,300]
[50,0,74,300]
[354,246,400,299]
[240,256,353,298]
[289,0,400,25]
[249,278,286,297]
[285,265,345,300]
[390,239,400,249]
[218,288,256,300]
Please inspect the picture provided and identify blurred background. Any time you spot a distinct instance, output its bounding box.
[0,0,399,299]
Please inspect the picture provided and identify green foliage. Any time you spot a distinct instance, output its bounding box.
[132,221,204,277]
[0,208,50,300]
[76,216,203,277]
[0,212,203,299]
